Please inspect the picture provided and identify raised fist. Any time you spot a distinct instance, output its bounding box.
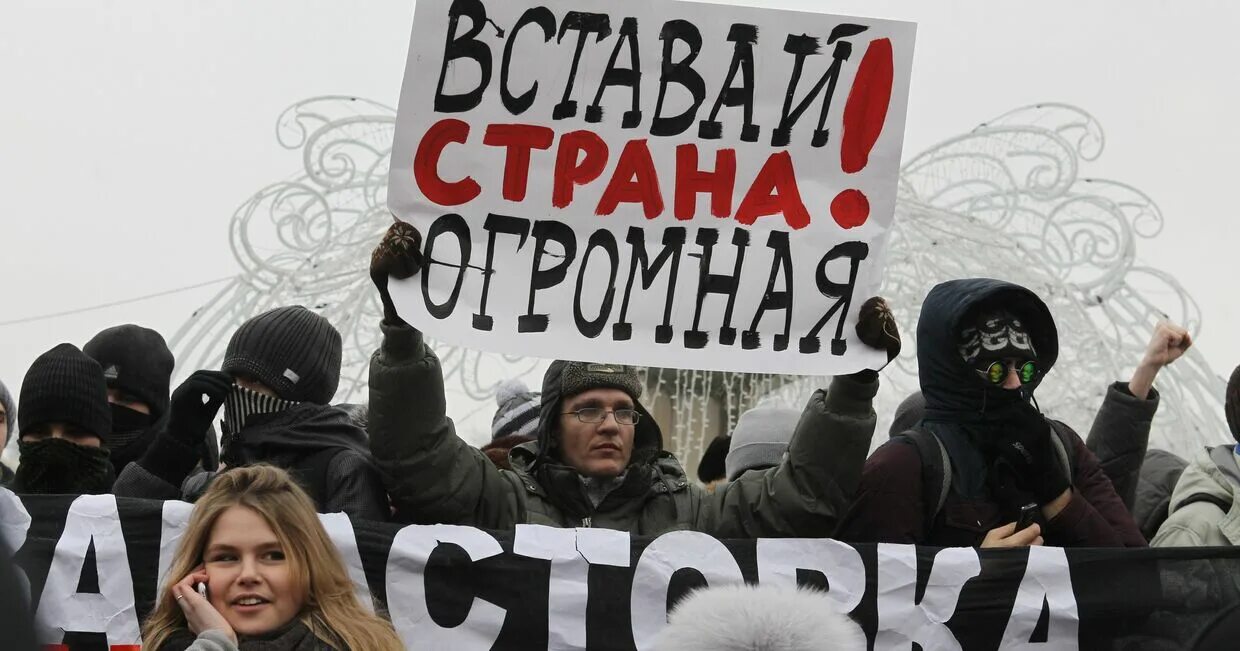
[370,220,424,285]
[370,220,424,324]
[855,296,902,365]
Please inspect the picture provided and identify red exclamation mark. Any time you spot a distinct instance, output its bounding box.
[830,37,894,229]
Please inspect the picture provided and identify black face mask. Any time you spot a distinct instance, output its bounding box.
[109,403,154,448]
[13,438,115,495]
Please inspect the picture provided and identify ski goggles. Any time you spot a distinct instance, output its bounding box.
[977,359,1039,385]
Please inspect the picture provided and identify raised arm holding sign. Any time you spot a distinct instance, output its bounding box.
[368,220,899,536]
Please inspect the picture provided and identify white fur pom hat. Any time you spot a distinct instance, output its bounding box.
[654,584,867,651]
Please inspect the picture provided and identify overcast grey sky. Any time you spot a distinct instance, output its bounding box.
[2,0,1237,431]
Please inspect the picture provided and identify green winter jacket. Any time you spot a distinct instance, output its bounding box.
[368,322,879,536]
[1152,445,1240,547]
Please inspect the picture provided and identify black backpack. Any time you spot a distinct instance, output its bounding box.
[892,421,1078,528]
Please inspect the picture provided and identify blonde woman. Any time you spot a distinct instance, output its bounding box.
[142,465,403,651]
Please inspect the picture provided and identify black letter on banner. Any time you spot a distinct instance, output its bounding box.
[698,24,759,142]
[685,228,749,349]
[650,20,705,137]
[586,17,642,128]
[434,0,494,113]
[553,12,612,120]
[475,214,532,330]
[422,214,472,319]
[614,227,687,343]
[771,24,868,147]
[799,241,868,355]
[573,231,620,338]
[742,231,793,351]
[501,7,556,115]
[520,221,578,332]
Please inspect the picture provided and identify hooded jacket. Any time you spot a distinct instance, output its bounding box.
[837,278,1145,547]
[1152,445,1240,547]
[368,322,877,535]
[113,404,389,522]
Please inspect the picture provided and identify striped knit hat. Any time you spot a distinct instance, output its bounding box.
[18,344,112,441]
[491,379,540,441]
[222,306,342,404]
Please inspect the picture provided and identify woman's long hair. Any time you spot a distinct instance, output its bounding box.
[141,465,403,650]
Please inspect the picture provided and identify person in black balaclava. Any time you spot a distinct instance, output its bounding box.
[837,278,1146,548]
[13,344,115,494]
[83,324,175,477]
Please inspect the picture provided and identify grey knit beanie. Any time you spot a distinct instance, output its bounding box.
[889,391,926,437]
[492,379,540,441]
[725,400,800,481]
[0,378,15,438]
[222,306,342,404]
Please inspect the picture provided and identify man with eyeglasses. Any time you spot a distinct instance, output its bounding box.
[366,222,900,535]
[837,278,1148,548]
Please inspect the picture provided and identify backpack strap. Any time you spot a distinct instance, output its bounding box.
[892,429,952,528]
[1045,420,1077,480]
[1179,492,1232,513]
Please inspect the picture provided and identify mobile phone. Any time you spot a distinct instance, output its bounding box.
[1015,503,1038,532]
[196,582,208,599]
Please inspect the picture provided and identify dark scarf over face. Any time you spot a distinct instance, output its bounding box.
[223,385,300,437]
[916,279,1059,498]
[13,438,115,495]
[106,403,158,474]
[220,384,301,468]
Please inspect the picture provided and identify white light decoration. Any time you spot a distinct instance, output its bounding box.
[171,97,1228,458]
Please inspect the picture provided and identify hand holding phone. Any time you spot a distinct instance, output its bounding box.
[1015,502,1038,532]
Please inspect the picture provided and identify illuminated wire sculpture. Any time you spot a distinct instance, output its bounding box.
[171,98,1228,456]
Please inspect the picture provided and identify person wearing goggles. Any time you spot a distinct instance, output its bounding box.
[838,278,1147,550]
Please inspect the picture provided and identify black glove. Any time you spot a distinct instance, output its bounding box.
[855,296,901,367]
[166,370,232,448]
[371,220,424,325]
[990,405,1070,506]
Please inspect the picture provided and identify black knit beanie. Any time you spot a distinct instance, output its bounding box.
[83,324,175,419]
[18,344,112,442]
[221,306,342,404]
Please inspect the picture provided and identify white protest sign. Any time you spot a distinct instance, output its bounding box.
[388,0,916,374]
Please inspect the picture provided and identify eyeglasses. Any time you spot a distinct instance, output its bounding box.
[562,408,641,425]
[979,359,1039,385]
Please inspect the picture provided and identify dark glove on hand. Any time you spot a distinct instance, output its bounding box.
[855,296,902,367]
[370,220,424,325]
[166,370,232,449]
[991,405,1070,505]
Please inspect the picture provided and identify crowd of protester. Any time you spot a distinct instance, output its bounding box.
[2,220,1237,649]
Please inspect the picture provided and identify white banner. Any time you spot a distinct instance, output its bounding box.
[388,0,916,374]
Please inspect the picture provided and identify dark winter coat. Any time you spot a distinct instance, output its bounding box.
[836,278,1145,547]
[1085,381,1161,511]
[113,404,389,522]
[368,322,878,535]
[1132,448,1188,541]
